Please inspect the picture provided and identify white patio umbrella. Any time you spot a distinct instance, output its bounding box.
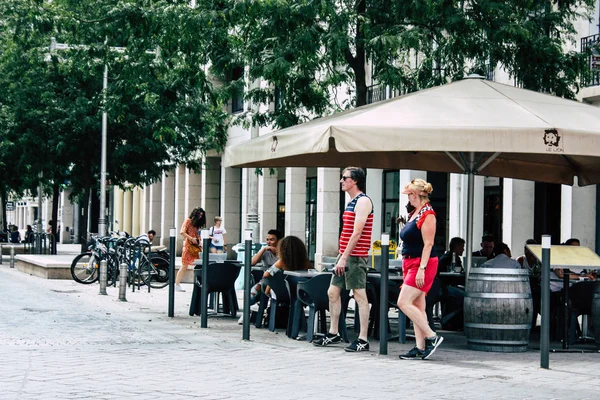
[223,75,600,268]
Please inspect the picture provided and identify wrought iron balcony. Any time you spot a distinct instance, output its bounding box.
[366,84,408,105]
[581,33,600,88]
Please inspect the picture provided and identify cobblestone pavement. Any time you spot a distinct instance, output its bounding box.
[1,265,599,400]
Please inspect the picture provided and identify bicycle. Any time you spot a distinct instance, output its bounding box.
[70,235,118,284]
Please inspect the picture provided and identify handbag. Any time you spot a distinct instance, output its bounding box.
[188,242,202,258]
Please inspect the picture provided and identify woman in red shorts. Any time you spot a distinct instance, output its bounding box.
[397,179,443,360]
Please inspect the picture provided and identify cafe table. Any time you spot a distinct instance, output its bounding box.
[439,271,466,287]
[527,244,600,351]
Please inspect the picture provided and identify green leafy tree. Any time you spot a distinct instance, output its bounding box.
[202,0,595,131]
[0,0,230,245]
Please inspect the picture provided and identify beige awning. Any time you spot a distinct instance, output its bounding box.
[224,76,600,185]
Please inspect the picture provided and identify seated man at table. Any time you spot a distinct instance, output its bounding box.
[251,229,282,269]
[472,234,496,260]
[438,237,465,273]
[481,242,521,269]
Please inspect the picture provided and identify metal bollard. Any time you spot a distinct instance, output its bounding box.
[0,243,4,264]
[118,263,128,302]
[10,246,15,268]
[99,260,108,295]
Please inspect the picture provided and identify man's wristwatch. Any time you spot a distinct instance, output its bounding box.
[418,265,427,271]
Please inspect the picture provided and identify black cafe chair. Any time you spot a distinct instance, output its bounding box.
[252,273,291,329]
[297,274,349,343]
[263,273,291,331]
[189,262,241,318]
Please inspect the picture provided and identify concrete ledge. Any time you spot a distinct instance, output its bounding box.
[13,254,194,282]
[0,244,28,256]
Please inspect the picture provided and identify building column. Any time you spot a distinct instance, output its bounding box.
[204,157,221,225]
[162,169,176,249]
[113,187,124,233]
[366,168,383,241]
[148,180,164,246]
[188,167,203,225]
[285,168,306,239]
[132,187,141,237]
[59,188,75,244]
[140,186,147,235]
[503,179,535,255]
[472,175,485,254]
[448,173,466,241]
[221,166,242,247]
[122,190,133,235]
[562,180,597,251]
[315,168,341,263]
[258,171,278,241]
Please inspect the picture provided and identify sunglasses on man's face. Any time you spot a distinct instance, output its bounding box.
[341,175,352,181]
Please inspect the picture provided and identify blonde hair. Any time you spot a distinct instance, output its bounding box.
[404,179,433,200]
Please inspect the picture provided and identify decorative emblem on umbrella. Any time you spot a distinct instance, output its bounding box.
[543,129,563,153]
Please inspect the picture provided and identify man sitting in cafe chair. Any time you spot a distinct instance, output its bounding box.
[472,234,496,260]
[480,243,521,269]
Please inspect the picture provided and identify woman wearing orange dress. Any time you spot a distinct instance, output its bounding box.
[175,207,206,292]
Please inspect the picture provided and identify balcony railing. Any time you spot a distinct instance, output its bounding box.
[581,34,600,88]
[366,84,409,105]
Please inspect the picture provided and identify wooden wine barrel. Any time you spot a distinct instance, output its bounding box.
[464,268,533,352]
[592,282,600,350]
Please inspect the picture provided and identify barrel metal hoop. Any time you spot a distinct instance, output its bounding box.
[466,293,532,299]
[469,276,528,282]
[464,323,531,330]
[470,268,530,275]
[467,338,530,345]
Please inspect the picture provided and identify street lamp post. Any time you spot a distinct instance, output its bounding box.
[49,37,109,236]
[49,38,157,237]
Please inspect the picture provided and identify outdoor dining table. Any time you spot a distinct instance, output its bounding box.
[284,270,331,339]
[439,271,466,287]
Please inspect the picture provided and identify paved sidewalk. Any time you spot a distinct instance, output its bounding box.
[1,265,599,400]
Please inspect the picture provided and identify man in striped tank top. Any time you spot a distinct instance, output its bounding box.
[313,167,373,352]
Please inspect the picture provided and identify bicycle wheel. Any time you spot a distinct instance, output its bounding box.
[71,252,99,284]
[140,254,170,289]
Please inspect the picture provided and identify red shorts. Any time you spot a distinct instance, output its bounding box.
[402,256,438,294]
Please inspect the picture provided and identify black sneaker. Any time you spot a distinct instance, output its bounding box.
[422,335,444,360]
[399,346,424,360]
[313,332,342,346]
[345,338,369,352]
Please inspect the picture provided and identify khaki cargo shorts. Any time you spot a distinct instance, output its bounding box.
[330,255,368,290]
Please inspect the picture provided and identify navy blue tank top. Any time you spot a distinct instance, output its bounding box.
[400,204,437,258]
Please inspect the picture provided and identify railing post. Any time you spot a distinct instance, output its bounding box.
[540,235,551,369]
[10,246,15,268]
[118,263,128,302]
[0,243,4,264]
[200,230,211,328]
[99,260,108,295]
[168,228,176,318]
[379,233,390,355]
[242,229,253,340]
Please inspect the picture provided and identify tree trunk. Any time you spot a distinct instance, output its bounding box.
[51,183,59,254]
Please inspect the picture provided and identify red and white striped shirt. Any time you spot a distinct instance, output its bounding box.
[339,193,374,257]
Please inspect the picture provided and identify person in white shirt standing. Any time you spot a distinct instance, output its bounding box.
[209,216,227,254]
